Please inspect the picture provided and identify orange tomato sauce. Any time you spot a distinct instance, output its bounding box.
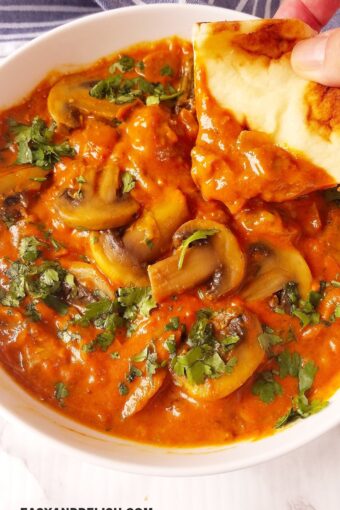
[0,37,339,447]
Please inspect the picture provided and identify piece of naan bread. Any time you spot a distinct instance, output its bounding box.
[192,19,339,212]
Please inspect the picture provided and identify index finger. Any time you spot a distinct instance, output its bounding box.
[274,0,340,31]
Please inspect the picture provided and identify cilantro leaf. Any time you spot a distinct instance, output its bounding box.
[121,171,136,193]
[298,360,318,394]
[19,236,43,262]
[276,282,321,327]
[258,326,283,353]
[178,229,219,269]
[44,295,68,316]
[252,371,283,404]
[83,330,115,353]
[9,117,75,169]
[160,64,173,77]
[90,75,181,106]
[25,301,41,322]
[164,335,177,354]
[131,343,161,378]
[277,350,301,379]
[118,382,129,396]
[54,382,69,402]
[117,286,156,322]
[76,299,114,326]
[57,327,81,343]
[109,55,135,73]
[276,398,328,428]
[126,365,142,382]
[165,316,180,331]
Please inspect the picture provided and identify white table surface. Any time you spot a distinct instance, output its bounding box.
[0,412,339,510]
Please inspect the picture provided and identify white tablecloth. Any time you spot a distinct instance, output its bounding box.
[0,412,339,510]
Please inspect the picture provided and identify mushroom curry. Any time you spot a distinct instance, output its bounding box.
[0,35,339,447]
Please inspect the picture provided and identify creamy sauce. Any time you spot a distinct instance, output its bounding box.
[0,37,339,447]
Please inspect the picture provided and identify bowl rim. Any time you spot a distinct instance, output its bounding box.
[0,3,339,477]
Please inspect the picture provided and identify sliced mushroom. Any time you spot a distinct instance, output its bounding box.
[90,231,148,288]
[175,53,194,112]
[148,219,245,302]
[174,310,264,401]
[65,261,115,299]
[0,165,48,196]
[123,188,189,263]
[48,75,122,128]
[242,241,312,301]
[122,370,167,419]
[55,158,139,230]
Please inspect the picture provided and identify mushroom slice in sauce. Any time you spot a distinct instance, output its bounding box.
[175,53,195,112]
[90,231,149,288]
[122,370,167,419]
[123,188,189,263]
[65,261,115,299]
[148,219,245,302]
[48,75,122,128]
[55,159,139,230]
[173,311,264,401]
[0,165,48,196]
[242,241,312,301]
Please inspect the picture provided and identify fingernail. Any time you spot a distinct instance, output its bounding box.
[292,34,329,72]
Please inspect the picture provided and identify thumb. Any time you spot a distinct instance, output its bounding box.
[291,28,340,86]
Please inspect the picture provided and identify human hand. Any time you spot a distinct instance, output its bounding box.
[274,0,340,86]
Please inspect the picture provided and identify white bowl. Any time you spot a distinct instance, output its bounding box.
[0,4,339,476]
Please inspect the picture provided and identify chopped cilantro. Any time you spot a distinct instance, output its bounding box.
[109,55,135,73]
[126,365,142,382]
[225,356,238,374]
[54,382,69,402]
[276,282,321,327]
[9,117,75,169]
[121,171,135,193]
[111,351,120,359]
[90,75,181,106]
[298,360,318,394]
[1,259,70,313]
[145,238,154,250]
[75,299,115,326]
[164,335,177,354]
[146,95,160,106]
[118,382,129,396]
[187,310,215,347]
[117,286,156,322]
[44,295,68,316]
[57,327,81,343]
[252,371,283,404]
[276,398,328,428]
[19,236,43,262]
[83,330,115,353]
[258,326,283,353]
[277,350,301,379]
[178,229,219,269]
[160,64,173,77]
[165,316,180,331]
[25,301,41,322]
[221,335,241,348]
[132,343,161,378]
[132,346,149,363]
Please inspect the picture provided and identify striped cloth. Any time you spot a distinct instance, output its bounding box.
[0,0,339,60]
